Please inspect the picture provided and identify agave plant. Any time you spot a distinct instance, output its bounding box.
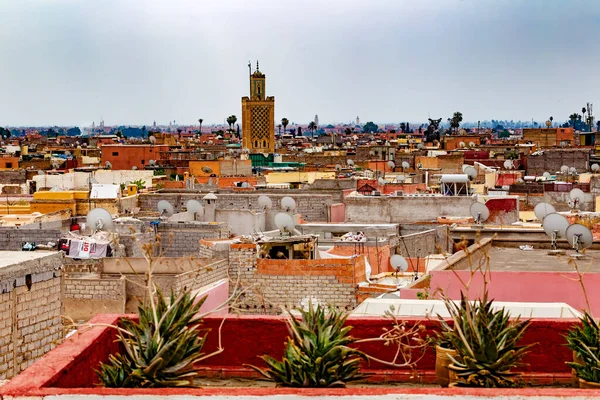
[249,303,367,387]
[566,311,600,384]
[97,287,208,388]
[439,291,535,388]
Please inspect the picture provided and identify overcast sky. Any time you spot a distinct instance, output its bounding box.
[1,0,599,126]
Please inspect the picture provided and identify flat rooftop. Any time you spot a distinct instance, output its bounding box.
[0,251,58,269]
[455,247,600,272]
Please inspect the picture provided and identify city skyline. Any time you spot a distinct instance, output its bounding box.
[1,0,599,126]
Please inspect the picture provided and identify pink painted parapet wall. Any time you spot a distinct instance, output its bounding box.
[403,270,600,315]
[195,279,229,316]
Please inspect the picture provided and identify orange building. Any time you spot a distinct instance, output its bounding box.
[0,155,18,169]
[522,128,575,147]
[442,135,481,150]
[100,145,169,170]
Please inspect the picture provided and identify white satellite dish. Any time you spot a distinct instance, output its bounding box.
[503,160,513,170]
[149,135,157,144]
[464,166,477,179]
[469,141,476,148]
[459,141,466,148]
[378,177,386,186]
[569,167,577,174]
[569,188,585,210]
[542,212,570,250]
[240,182,251,188]
[335,164,342,171]
[388,161,395,169]
[202,166,213,174]
[105,161,112,169]
[395,175,406,183]
[51,162,60,169]
[560,165,569,174]
[86,208,114,232]
[258,195,273,210]
[534,203,556,221]
[592,163,600,172]
[281,196,297,212]
[37,170,45,175]
[157,200,174,217]
[470,202,490,224]
[565,224,594,253]
[390,254,409,272]
[149,160,156,166]
[543,172,551,179]
[274,212,295,235]
[186,199,203,220]
[402,161,410,170]
[347,159,354,166]
[417,143,424,150]
[132,166,138,170]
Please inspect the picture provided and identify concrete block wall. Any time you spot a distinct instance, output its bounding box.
[64,277,125,301]
[157,222,229,257]
[395,229,439,258]
[229,244,359,314]
[0,228,61,250]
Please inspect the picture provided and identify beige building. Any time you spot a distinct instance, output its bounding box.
[242,62,275,153]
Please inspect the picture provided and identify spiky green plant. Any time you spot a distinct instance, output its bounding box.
[439,292,535,388]
[249,303,367,387]
[566,311,600,383]
[97,288,208,388]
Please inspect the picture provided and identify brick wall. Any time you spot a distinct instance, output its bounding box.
[394,229,439,258]
[0,227,61,250]
[229,244,362,314]
[156,222,229,257]
[0,170,26,184]
[64,277,125,301]
[527,149,590,176]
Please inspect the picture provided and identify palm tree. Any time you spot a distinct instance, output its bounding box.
[281,118,289,134]
[198,119,203,135]
[582,107,587,130]
[549,116,553,127]
[400,122,406,133]
[450,111,463,134]
[308,121,317,140]
[227,115,237,137]
[569,113,579,128]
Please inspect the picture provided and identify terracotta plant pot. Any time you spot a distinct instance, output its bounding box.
[435,345,457,388]
[572,351,583,387]
[579,378,600,389]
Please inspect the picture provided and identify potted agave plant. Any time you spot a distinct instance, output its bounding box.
[439,291,535,388]
[566,311,600,389]
[433,330,457,388]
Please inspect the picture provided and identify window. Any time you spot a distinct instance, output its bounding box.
[5,162,12,168]
[141,160,145,164]
[254,140,258,147]
[262,140,266,147]
[112,152,119,156]
[149,149,152,152]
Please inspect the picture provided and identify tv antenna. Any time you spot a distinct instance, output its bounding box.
[565,223,593,255]
[86,208,114,234]
[281,196,297,212]
[459,141,466,148]
[274,212,295,236]
[157,200,175,218]
[470,202,490,226]
[258,195,273,210]
[542,212,569,253]
[534,202,556,221]
[186,199,204,221]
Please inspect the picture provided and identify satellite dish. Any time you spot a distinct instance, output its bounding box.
[132,166,138,170]
[560,165,569,174]
[149,159,156,166]
[569,167,577,174]
[378,177,386,185]
[149,135,157,144]
[569,188,585,209]
[388,161,395,169]
[469,141,476,148]
[281,196,297,212]
[51,162,60,169]
[37,170,44,175]
[49,185,60,192]
[464,166,477,179]
[565,224,594,252]
[470,202,490,224]
[592,163,600,172]
[503,160,513,170]
[390,255,409,272]
[201,166,213,174]
[459,141,466,148]
[86,208,114,232]
[186,199,204,220]
[157,200,174,217]
[347,159,354,166]
[258,195,273,210]
[402,161,410,169]
[274,212,295,234]
[240,182,251,188]
[542,212,570,250]
[417,143,424,150]
[105,161,112,169]
[395,175,406,183]
[543,172,551,179]
[534,203,556,221]
[335,164,342,171]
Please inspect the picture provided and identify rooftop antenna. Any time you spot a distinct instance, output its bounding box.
[86,208,114,234]
[258,195,273,210]
[186,199,204,221]
[157,200,175,218]
[281,196,297,212]
[565,223,593,256]
[534,202,556,221]
[470,202,490,227]
[542,212,569,253]
[568,188,585,211]
[274,212,295,237]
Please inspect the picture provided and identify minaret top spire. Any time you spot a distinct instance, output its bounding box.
[256,60,259,72]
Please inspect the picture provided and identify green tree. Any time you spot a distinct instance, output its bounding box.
[198,118,203,135]
[132,179,146,192]
[362,121,378,133]
[0,127,11,139]
[400,122,406,133]
[226,115,237,136]
[449,112,463,133]
[308,121,317,140]
[281,118,289,134]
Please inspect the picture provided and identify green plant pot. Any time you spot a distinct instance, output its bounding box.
[435,345,457,388]
[579,378,600,389]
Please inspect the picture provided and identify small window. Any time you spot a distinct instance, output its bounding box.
[254,140,258,147]
[112,152,119,156]
[262,140,266,147]
[141,160,145,164]
[149,149,152,152]
[5,162,12,168]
